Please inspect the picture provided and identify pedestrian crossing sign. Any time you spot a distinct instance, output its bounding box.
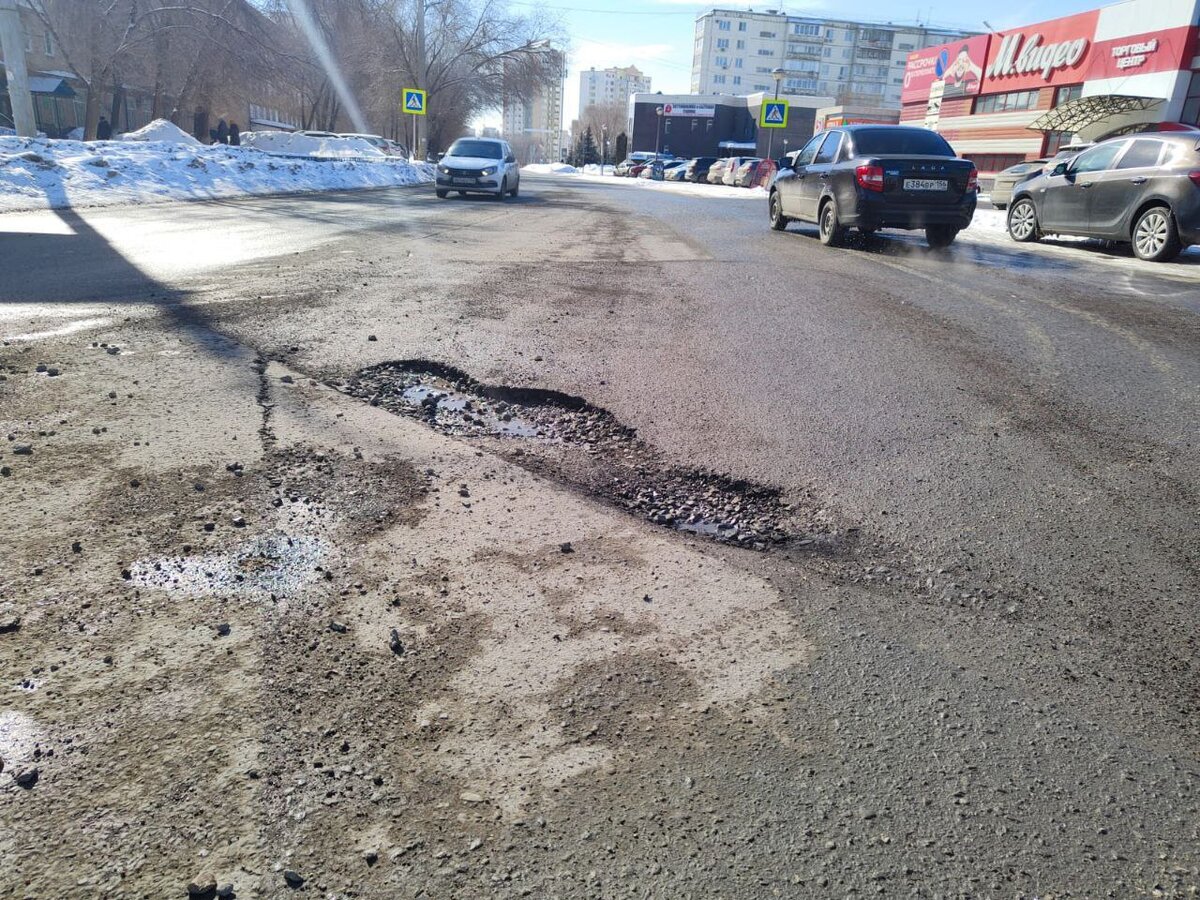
[403,89,427,116]
[761,100,789,129]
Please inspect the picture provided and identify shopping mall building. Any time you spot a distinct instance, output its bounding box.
[900,0,1200,175]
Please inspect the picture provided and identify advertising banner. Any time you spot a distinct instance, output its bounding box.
[983,10,1100,91]
[902,35,991,106]
[661,103,715,118]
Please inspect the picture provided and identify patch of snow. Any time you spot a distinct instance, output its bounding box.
[0,136,434,213]
[523,164,764,200]
[240,130,385,159]
[120,118,201,146]
[522,162,578,175]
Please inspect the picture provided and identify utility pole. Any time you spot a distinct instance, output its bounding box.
[0,0,37,137]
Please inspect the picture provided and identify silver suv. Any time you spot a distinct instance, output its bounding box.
[1007,133,1200,262]
[435,138,520,200]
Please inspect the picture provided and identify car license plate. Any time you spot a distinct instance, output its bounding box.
[904,178,948,191]
[452,177,475,185]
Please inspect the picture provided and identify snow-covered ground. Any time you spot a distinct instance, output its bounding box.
[0,134,434,213]
[522,164,765,200]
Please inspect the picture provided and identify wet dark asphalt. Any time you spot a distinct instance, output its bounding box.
[5,177,1199,895]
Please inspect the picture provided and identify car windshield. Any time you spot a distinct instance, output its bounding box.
[851,128,955,157]
[447,140,503,159]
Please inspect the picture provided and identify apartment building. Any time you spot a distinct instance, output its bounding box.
[503,45,567,163]
[578,65,651,118]
[691,8,974,108]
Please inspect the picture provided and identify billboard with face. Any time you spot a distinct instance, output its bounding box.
[902,35,991,106]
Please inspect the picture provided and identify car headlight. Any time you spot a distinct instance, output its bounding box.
[438,165,450,174]
[480,166,497,176]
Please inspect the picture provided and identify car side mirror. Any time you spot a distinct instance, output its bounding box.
[1052,162,1068,176]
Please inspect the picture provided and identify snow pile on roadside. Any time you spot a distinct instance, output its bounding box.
[522,162,578,175]
[240,131,385,159]
[0,136,434,213]
[120,118,201,146]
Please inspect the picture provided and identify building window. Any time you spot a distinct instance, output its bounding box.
[757,49,775,56]
[736,39,745,49]
[43,31,54,56]
[734,58,743,68]
[713,74,726,84]
[898,42,914,51]
[716,38,729,50]
[794,23,820,36]
[974,90,1040,114]
[717,19,731,31]
[715,56,728,67]
[759,31,776,38]
[664,119,671,134]
[1042,131,1073,156]
[1183,73,1200,125]
[1053,84,1083,108]
[732,75,741,85]
[738,21,746,31]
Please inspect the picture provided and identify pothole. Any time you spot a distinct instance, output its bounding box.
[341,361,839,552]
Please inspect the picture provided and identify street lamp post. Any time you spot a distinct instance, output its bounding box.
[767,67,786,161]
[602,124,609,175]
[654,106,664,160]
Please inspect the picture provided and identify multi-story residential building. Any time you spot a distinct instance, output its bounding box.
[503,44,567,163]
[578,65,651,118]
[691,8,975,108]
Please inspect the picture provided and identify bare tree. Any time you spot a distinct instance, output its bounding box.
[31,0,281,138]
[373,0,562,153]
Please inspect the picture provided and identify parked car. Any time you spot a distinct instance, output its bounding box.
[298,130,338,138]
[615,152,659,176]
[768,125,978,249]
[721,157,754,186]
[664,160,692,181]
[733,158,768,188]
[706,158,733,185]
[1006,133,1200,262]
[435,137,520,200]
[338,133,397,155]
[1041,143,1093,175]
[989,158,1048,210]
[639,159,686,180]
[685,156,719,183]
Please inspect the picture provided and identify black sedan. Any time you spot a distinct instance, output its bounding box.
[769,125,978,249]
[1006,133,1200,262]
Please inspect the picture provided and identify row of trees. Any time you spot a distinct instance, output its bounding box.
[29,0,563,151]
[566,100,628,167]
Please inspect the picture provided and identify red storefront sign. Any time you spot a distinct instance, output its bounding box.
[902,35,991,105]
[983,10,1099,90]
[1083,25,1200,81]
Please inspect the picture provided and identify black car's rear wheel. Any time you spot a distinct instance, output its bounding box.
[769,191,789,231]
[926,225,959,249]
[1007,199,1040,243]
[436,189,448,198]
[818,199,846,247]
[1131,206,1182,262]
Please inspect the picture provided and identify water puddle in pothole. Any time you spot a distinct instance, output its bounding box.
[130,532,329,598]
[342,361,816,551]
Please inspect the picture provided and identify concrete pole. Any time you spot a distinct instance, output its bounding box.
[0,0,37,137]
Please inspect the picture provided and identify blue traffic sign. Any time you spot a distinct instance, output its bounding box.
[760,100,789,129]
[403,88,427,116]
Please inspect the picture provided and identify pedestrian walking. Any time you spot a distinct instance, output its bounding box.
[96,117,112,140]
[228,122,240,146]
[215,118,229,145]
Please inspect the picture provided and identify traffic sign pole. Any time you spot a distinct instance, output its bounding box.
[402,88,427,160]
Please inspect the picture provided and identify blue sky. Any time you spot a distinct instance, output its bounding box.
[493,0,1108,127]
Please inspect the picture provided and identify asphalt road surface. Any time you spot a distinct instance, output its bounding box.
[2,176,1198,898]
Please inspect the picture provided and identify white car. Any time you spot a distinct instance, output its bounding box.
[435,137,520,200]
